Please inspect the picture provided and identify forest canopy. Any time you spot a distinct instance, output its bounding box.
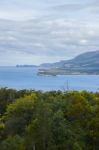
[0,88,99,150]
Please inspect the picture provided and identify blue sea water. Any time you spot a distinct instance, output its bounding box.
[0,67,99,92]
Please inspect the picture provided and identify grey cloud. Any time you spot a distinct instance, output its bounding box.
[0,18,99,62]
[49,0,99,17]
[52,4,87,12]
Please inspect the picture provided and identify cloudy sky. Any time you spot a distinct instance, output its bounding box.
[0,0,99,65]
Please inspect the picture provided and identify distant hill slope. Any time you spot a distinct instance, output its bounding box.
[39,51,99,75]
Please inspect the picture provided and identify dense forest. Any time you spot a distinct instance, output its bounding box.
[0,88,99,150]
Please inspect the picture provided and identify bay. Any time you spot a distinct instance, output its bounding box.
[0,67,99,92]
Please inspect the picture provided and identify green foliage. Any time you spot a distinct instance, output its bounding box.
[0,135,25,150]
[0,88,16,115]
[0,88,33,115]
[2,94,37,136]
[0,89,99,150]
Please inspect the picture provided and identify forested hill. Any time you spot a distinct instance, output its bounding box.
[0,88,99,150]
[39,51,99,75]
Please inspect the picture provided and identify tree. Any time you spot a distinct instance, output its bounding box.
[2,94,37,136]
[0,135,25,150]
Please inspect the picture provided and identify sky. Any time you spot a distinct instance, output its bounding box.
[0,0,99,65]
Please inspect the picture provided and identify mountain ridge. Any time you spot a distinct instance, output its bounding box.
[38,50,99,75]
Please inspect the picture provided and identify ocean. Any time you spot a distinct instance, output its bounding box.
[0,67,99,92]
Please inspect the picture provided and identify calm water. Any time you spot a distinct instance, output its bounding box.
[0,67,99,91]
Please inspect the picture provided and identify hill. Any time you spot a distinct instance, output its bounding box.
[38,51,99,75]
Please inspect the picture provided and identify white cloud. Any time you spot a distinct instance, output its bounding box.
[0,0,99,65]
[0,18,99,65]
